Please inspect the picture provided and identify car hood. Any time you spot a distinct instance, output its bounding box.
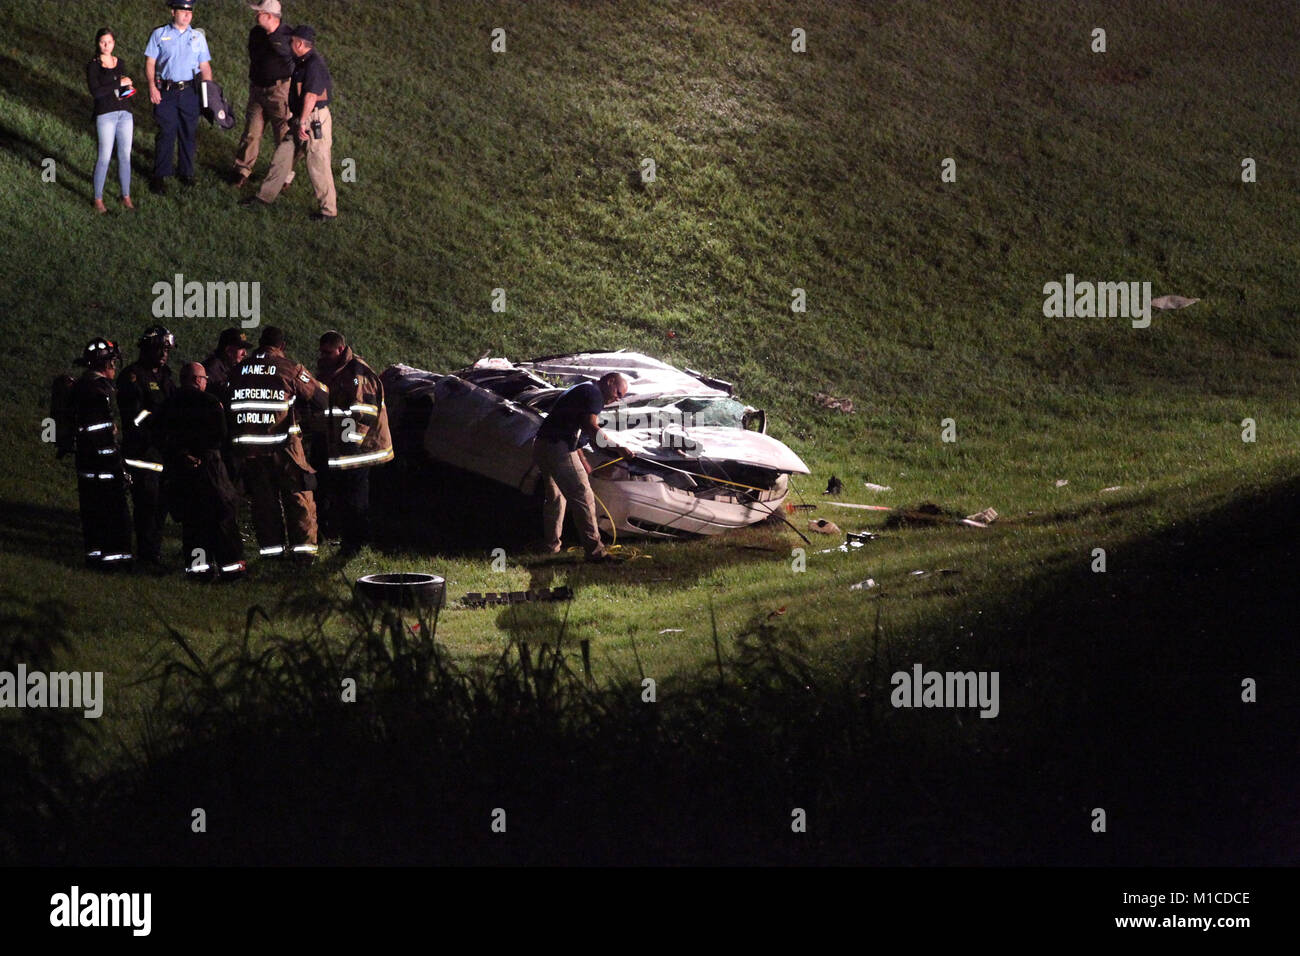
[619,426,809,475]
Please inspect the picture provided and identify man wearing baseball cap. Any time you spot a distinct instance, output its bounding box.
[232,1,297,191]
[241,24,337,219]
[144,0,217,193]
[202,326,251,408]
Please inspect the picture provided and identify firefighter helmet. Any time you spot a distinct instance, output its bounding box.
[75,337,122,367]
[139,325,177,351]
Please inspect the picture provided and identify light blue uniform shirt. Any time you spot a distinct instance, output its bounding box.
[144,23,211,82]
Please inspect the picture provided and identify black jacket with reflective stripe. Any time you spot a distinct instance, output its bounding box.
[72,371,124,476]
[118,362,175,464]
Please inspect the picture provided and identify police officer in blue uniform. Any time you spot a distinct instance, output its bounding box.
[144,0,216,194]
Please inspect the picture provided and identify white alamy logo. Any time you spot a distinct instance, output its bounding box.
[50,886,151,936]
[891,663,1000,718]
[0,666,103,718]
[1043,273,1152,328]
[152,272,261,328]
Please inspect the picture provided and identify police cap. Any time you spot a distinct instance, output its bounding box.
[217,327,251,351]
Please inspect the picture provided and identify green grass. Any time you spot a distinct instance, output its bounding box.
[1,0,1297,785]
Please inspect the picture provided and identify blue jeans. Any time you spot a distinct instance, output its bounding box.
[94,109,133,199]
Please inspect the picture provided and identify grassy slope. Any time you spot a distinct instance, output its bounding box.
[0,0,1297,771]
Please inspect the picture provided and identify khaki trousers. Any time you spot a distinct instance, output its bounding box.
[242,453,318,556]
[533,439,606,557]
[234,79,291,176]
[257,105,336,216]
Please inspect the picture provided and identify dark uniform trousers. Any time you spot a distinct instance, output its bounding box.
[320,467,370,550]
[78,475,133,567]
[127,468,166,564]
[154,85,201,179]
[243,452,317,555]
[170,454,243,576]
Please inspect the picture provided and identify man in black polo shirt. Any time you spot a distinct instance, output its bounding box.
[242,24,336,219]
[232,0,295,189]
[532,373,636,561]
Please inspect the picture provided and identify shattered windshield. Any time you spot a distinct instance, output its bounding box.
[600,396,749,432]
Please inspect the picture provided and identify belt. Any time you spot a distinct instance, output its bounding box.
[159,79,194,92]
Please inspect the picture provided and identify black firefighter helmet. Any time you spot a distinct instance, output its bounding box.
[138,325,177,352]
[75,337,122,368]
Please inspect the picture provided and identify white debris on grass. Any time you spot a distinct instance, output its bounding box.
[1151,295,1200,310]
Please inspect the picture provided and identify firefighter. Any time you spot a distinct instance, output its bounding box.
[202,326,251,491]
[314,330,393,555]
[157,362,246,581]
[117,325,177,572]
[227,325,328,562]
[69,338,134,570]
[201,326,251,408]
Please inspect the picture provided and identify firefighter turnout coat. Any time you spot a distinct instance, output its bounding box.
[117,362,175,477]
[71,370,133,565]
[317,348,393,470]
[228,346,327,468]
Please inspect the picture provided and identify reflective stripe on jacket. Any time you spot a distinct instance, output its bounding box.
[72,371,125,479]
[228,347,327,471]
[316,349,393,470]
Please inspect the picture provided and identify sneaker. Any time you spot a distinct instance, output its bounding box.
[239,196,268,208]
[309,211,337,221]
[149,177,167,195]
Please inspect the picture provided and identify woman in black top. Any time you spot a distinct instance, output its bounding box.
[86,28,135,213]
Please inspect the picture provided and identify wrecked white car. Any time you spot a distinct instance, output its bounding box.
[381,351,810,539]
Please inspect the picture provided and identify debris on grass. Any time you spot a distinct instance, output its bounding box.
[962,507,999,528]
[1055,479,1069,487]
[816,531,877,554]
[658,628,683,634]
[863,482,892,493]
[823,476,844,495]
[460,586,574,608]
[1101,485,1123,493]
[1151,294,1200,310]
[885,502,998,529]
[849,578,876,591]
[814,393,854,413]
[809,518,842,534]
